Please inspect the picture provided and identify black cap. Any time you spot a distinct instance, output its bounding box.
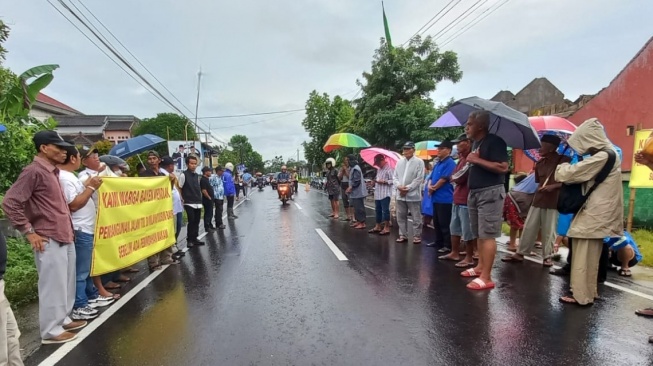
[33,130,73,150]
[160,156,174,166]
[451,133,470,143]
[438,140,454,149]
[79,146,99,159]
[402,141,415,149]
[202,166,212,173]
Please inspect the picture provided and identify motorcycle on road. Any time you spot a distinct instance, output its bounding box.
[277,182,293,204]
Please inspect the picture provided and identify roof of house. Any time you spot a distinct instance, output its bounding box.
[105,121,135,131]
[490,90,515,102]
[53,115,108,127]
[36,93,81,114]
[514,77,562,96]
[60,132,105,145]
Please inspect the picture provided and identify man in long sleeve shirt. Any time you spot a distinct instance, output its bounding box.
[393,141,425,244]
[2,131,87,344]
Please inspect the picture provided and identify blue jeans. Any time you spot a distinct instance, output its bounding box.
[375,197,391,224]
[74,230,98,308]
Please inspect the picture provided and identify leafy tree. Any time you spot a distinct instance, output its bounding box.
[134,113,198,141]
[354,36,463,149]
[264,155,284,173]
[218,135,264,173]
[0,22,58,193]
[301,92,355,168]
[94,140,113,155]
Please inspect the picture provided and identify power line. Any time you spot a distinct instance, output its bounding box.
[200,108,305,119]
[431,0,488,42]
[211,113,292,130]
[402,0,459,46]
[441,0,511,47]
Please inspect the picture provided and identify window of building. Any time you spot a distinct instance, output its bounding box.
[627,126,635,136]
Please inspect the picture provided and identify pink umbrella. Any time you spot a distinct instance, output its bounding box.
[360,147,400,169]
[528,116,577,134]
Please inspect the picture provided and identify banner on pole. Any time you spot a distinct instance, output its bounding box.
[91,177,175,276]
[629,129,653,188]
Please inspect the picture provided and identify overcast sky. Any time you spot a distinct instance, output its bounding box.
[3,0,652,160]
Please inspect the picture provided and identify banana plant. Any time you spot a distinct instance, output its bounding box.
[0,64,59,120]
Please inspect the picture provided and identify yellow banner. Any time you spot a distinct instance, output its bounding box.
[630,129,653,188]
[91,177,175,276]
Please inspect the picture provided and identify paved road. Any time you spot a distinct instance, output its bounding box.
[26,185,653,365]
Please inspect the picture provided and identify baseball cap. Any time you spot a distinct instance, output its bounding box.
[160,156,174,166]
[147,150,160,158]
[33,130,73,150]
[402,141,415,149]
[451,133,470,143]
[79,146,99,159]
[438,140,454,149]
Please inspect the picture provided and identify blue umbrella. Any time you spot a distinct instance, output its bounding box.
[0,124,6,133]
[109,134,166,158]
[430,96,541,150]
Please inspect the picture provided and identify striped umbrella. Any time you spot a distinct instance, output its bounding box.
[323,133,371,152]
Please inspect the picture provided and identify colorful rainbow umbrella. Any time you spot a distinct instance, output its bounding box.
[415,140,440,159]
[323,133,371,152]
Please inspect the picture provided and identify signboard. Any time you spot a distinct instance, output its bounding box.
[629,129,653,188]
[91,177,175,276]
[167,140,204,175]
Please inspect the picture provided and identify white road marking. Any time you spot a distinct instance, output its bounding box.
[38,266,169,366]
[39,198,250,365]
[294,203,302,210]
[315,229,348,261]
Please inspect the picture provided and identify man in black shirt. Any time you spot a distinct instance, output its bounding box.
[178,155,204,247]
[200,166,215,232]
[461,110,509,291]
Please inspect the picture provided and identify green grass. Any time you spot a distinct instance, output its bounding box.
[633,229,653,267]
[5,237,38,306]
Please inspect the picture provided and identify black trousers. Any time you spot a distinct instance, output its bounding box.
[226,195,235,210]
[214,198,224,226]
[202,199,214,229]
[184,206,201,242]
[563,238,609,282]
[433,203,453,249]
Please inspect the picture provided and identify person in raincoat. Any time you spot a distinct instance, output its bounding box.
[555,118,623,306]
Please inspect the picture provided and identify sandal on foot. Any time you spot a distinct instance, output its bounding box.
[461,268,481,277]
[635,308,653,317]
[455,261,474,268]
[466,278,495,290]
[396,237,407,243]
[368,228,382,234]
[413,237,422,244]
[501,255,524,263]
[438,255,460,261]
[619,269,632,277]
[379,230,390,236]
[559,296,593,306]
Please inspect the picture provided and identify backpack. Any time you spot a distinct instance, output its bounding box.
[557,149,616,214]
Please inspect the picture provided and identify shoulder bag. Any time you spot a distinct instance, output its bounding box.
[557,149,616,214]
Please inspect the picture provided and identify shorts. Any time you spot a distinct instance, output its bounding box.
[450,204,475,242]
[328,194,339,201]
[609,253,638,268]
[468,185,505,239]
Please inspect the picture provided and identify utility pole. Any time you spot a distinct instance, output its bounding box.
[193,68,203,141]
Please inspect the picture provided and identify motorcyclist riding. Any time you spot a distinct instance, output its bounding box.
[256,172,266,190]
[277,165,293,199]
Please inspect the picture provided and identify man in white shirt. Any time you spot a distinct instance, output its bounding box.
[393,141,425,244]
[160,156,186,258]
[58,145,114,321]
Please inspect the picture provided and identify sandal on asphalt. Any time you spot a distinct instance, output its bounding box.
[460,268,481,277]
[635,308,653,317]
[396,237,408,243]
[438,255,460,261]
[455,261,475,268]
[466,278,495,290]
[619,269,632,277]
[379,231,390,236]
[413,237,422,244]
[559,296,593,307]
[368,228,382,234]
[501,255,524,263]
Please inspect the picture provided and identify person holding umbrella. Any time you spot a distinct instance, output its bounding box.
[369,154,394,235]
[345,155,367,229]
[461,110,509,291]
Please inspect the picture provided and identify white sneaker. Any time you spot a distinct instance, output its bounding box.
[72,306,99,320]
[88,295,115,308]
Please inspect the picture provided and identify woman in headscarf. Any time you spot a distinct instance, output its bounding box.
[345,154,367,229]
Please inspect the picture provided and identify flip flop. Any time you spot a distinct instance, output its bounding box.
[379,231,390,236]
[559,296,593,307]
[460,268,481,277]
[635,308,653,317]
[455,261,474,268]
[368,228,382,234]
[466,278,495,290]
[438,255,460,261]
[396,237,408,243]
[413,237,422,244]
[501,255,524,263]
[619,269,632,277]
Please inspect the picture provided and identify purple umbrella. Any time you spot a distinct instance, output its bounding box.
[430,96,541,150]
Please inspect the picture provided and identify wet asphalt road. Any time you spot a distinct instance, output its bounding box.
[26,185,653,366]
